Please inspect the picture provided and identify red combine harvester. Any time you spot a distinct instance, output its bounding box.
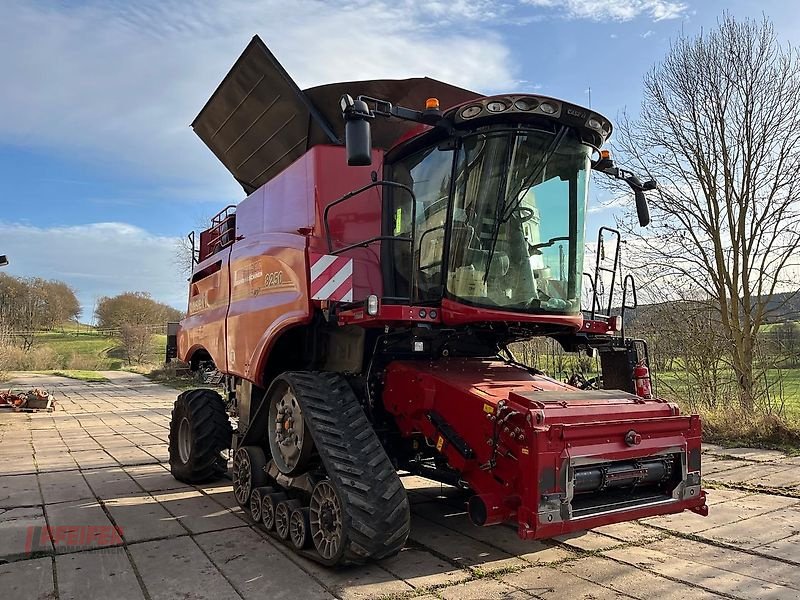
[168,36,707,566]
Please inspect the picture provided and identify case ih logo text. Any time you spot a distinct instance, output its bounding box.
[25,525,124,553]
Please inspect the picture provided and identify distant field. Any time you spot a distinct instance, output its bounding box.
[654,368,800,416]
[30,329,167,371]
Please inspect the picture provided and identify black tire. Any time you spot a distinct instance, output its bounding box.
[233,446,269,509]
[270,372,411,565]
[169,388,232,483]
[250,486,275,523]
[290,507,311,550]
[276,499,302,540]
[262,492,286,531]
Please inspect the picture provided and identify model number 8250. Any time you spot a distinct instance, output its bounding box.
[264,271,284,288]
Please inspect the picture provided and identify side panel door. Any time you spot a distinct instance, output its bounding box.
[178,249,232,370]
[225,232,310,381]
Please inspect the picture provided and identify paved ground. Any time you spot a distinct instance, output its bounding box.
[1,373,800,600]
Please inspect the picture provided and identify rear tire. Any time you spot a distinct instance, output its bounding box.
[169,388,232,483]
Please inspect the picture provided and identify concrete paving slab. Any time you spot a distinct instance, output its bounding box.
[647,537,800,591]
[409,514,526,572]
[124,463,191,492]
[56,547,145,600]
[702,456,750,475]
[298,554,413,600]
[103,493,186,543]
[500,565,627,599]
[195,527,333,600]
[129,536,243,600]
[756,533,800,561]
[592,521,667,544]
[82,467,143,500]
[0,556,55,600]
[554,530,626,551]
[0,506,51,560]
[153,489,246,534]
[710,448,788,462]
[105,447,160,466]
[410,500,574,565]
[439,578,534,599]
[0,473,42,508]
[604,544,797,598]
[643,494,798,534]
[698,506,800,548]
[34,452,79,472]
[38,470,94,504]
[45,499,122,554]
[559,555,724,600]
[70,450,117,469]
[379,547,471,589]
[704,488,752,506]
[708,463,797,485]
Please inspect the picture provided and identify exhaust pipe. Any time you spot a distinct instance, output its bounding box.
[467,494,516,526]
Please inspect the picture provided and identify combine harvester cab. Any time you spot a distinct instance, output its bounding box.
[169,36,707,565]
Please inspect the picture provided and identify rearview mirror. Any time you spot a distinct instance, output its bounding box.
[634,189,650,227]
[0,255,7,267]
[341,95,373,167]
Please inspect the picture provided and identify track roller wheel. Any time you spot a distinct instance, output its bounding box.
[265,372,411,565]
[290,507,311,550]
[168,388,232,483]
[232,446,268,509]
[250,486,275,523]
[276,499,303,540]
[261,492,287,531]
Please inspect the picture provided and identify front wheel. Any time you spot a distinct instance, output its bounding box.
[168,388,232,483]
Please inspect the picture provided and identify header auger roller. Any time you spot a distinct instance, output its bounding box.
[166,35,706,567]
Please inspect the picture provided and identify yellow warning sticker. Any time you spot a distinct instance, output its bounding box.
[483,403,495,414]
[521,448,530,455]
[436,436,444,451]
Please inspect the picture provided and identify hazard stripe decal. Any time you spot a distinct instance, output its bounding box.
[309,253,354,302]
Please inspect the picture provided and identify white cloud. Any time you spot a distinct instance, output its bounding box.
[0,222,185,319]
[0,1,515,201]
[523,0,687,22]
[641,30,656,38]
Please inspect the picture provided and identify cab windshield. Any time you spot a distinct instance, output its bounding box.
[390,126,591,314]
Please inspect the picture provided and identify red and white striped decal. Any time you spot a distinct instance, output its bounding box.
[309,253,354,302]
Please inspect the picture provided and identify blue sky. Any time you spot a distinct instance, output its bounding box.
[1,0,798,319]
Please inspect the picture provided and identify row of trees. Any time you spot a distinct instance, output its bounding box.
[0,273,81,349]
[0,271,183,367]
[94,292,182,365]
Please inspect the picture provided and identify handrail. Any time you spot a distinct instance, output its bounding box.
[620,274,638,340]
[323,180,417,254]
[590,226,621,320]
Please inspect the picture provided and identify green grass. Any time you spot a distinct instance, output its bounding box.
[654,367,800,416]
[31,330,168,370]
[48,370,109,382]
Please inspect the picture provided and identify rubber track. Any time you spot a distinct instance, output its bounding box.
[169,389,232,482]
[283,371,411,563]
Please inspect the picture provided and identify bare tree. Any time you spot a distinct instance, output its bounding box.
[615,14,800,409]
[118,324,152,365]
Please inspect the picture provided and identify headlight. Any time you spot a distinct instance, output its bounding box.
[461,105,482,119]
[539,102,557,115]
[514,98,538,111]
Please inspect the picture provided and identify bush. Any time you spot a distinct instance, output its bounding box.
[66,353,104,371]
[698,405,800,451]
[0,345,62,371]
